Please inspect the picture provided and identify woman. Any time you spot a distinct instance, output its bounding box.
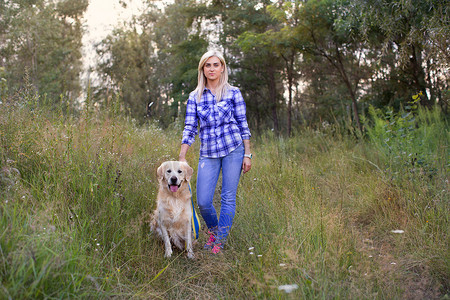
[179,50,252,254]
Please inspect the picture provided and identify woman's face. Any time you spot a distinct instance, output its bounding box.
[203,56,224,83]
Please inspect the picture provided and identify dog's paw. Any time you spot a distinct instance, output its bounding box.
[164,249,173,258]
[187,251,195,259]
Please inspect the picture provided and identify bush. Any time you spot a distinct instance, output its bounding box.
[364,93,448,183]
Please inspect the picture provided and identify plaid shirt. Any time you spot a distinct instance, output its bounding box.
[182,86,251,158]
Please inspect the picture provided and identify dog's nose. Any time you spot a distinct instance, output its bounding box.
[170,176,178,184]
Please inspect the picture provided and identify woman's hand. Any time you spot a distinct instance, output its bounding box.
[242,139,252,174]
[242,157,252,173]
[179,144,190,162]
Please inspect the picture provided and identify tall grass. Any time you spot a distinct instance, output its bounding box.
[1,91,448,299]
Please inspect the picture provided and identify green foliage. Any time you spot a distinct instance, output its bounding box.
[341,0,449,108]
[364,93,448,181]
[94,0,203,126]
[1,0,449,131]
[1,203,101,298]
[214,1,285,132]
[0,91,177,298]
[95,27,152,119]
[0,0,87,105]
[0,67,8,101]
[168,35,208,117]
[1,92,448,298]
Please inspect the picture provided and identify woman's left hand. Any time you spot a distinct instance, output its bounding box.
[242,157,252,173]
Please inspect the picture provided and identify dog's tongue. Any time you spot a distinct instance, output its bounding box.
[170,185,179,192]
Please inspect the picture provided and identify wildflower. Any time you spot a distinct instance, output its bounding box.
[249,252,254,255]
[279,263,286,267]
[278,284,299,293]
[257,255,262,258]
[391,230,404,234]
[248,247,254,251]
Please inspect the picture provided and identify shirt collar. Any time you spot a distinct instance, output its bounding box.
[203,87,216,96]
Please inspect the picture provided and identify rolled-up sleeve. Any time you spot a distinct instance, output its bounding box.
[232,89,251,140]
[181,93,198,145]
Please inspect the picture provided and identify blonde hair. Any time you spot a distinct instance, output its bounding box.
[194,50,230,102]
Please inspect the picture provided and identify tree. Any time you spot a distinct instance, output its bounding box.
[186,0,287,132]
[95,27,150,118]
[267,1,304,136]
[92,0,448,128]
[293,0,380,132]
[168,35,209,118]
[94,0,205,124]
[0,0,88,105]
[342,0,449,110]
[237,30,285,133]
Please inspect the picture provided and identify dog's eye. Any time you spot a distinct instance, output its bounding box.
[167,169,172,173]
[177,170,182,174]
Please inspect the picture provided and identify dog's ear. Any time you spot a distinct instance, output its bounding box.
[157,162,166,183]
[182,162,194,182]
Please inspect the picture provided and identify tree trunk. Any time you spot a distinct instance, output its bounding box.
[288,77,293,136]
[267,64,279,132]
[282,52,295,137]
[410,44,431,107]
[334,45,362,132]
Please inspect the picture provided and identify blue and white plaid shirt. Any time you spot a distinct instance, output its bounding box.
[182,86,251,158]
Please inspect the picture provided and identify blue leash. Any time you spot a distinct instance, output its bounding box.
[188,183,201,239]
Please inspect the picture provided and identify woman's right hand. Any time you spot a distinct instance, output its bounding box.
[179,144,190,162]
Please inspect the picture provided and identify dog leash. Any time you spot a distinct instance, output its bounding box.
[188,182,201,240]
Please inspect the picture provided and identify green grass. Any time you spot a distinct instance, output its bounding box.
[0,98,448,299]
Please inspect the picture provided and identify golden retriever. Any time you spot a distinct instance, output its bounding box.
[150,161,195,259]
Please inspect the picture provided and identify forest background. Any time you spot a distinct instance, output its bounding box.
[1,0,448,132]
[0,0,449,299]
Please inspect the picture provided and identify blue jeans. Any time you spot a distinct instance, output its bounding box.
[196,143,244,243]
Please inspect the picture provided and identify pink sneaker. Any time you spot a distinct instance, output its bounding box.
[204,232,216,249]
[211,243,223,254]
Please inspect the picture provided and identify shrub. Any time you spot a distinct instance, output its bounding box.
[364,93,448,183]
